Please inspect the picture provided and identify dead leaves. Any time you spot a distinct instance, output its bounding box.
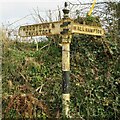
[3,93,51,118]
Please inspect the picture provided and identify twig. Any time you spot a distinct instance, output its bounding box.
[69,1,108,5]
[8,14,31,27]
[19,72,28,83]
[35,84,44,93]
[40,44,49,50]
[70,72,84,82]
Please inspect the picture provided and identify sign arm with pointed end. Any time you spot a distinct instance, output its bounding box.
[71,23,104,36]
[88,0,96,16]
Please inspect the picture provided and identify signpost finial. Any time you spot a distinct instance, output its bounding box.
[63,2,69,18]
[65,2,68,8]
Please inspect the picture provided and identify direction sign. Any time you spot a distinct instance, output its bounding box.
[71,24,104,36]
[19,20,104,37]
[18,21,62,37]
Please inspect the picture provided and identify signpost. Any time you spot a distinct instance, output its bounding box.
[18,2,105,118]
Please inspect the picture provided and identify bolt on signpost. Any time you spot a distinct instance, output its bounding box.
[18,2,104,118]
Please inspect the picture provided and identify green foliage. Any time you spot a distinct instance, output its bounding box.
[69,34,120,119]
[74,15,101,27]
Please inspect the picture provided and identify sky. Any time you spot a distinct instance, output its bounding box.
[0,0,118,28]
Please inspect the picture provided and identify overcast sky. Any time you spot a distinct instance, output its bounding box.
[0,0,118,28]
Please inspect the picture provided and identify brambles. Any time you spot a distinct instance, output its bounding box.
[74,15,101,27]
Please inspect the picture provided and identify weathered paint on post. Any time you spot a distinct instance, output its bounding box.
[62,94,70,117]
[62,38,71,118]
[61,2,71,118]
[62,43,70,71]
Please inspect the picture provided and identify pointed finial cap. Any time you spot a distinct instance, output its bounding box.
[62,2,69,18]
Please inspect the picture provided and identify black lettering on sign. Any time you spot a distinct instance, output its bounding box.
[98,29,100,33]
[82,27,84,31]
[87,28,89,32]
[92,28,94,33]
[92,29,94,33]
[36,32,38,35]
[78,27,81,31]
[98,30,102,34]
[33,26,35,30]
[95,29,97,33]
[80,27,83,31]
[26,31,28,35]
[52,23,55,28]
[39,30,41,32]
[85,28,88,32]
[88,28,90,32]
[74,26,77,30]
[91,29,93,33]
[28,32,30,35]
[42,30,45,35]
[23,28,25,31]
[49,29,51,33]
[39,25,42,29]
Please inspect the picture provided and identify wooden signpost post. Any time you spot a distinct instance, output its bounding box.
[19,2,104,118]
